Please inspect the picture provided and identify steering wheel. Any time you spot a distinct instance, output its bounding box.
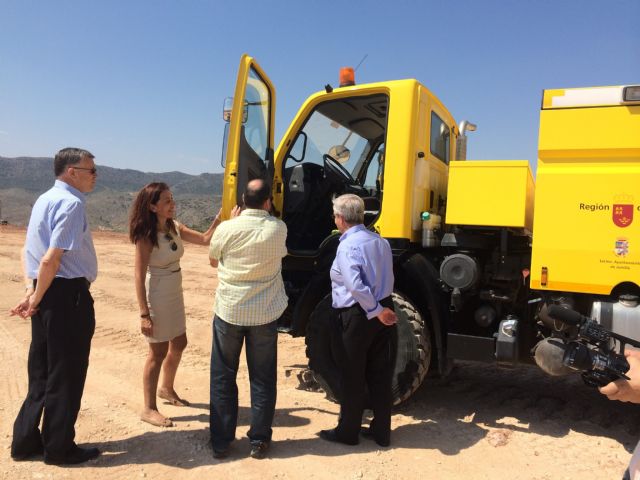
[323,154,356,185]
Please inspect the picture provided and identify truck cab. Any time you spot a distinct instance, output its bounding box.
[221,55,456,249]
[221,55,459,403]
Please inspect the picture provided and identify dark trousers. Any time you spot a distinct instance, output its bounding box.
[209,316,277,450]
[11,278,95,459]
[335,299,397,445]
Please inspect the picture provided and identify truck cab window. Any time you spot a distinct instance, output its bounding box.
[282,94,388,251]
[430,111,450,164]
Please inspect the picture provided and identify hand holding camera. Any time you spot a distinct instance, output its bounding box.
[599,349,640,404]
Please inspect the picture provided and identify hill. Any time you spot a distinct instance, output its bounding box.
[0,156,223,231]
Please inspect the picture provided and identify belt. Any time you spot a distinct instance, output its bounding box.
[337,296,393,313]
[34,277,91,290]
[148,266,181,276]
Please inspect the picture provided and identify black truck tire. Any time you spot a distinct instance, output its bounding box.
[304,291,431,406]
[391,291,431,404]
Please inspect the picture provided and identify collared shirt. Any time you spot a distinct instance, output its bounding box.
[25,179,98,282]
[330,224,394,319]
[209,208,288,326]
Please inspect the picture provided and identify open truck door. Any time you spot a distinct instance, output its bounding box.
[221,54,276,218]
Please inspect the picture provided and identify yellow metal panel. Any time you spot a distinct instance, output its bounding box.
[381,81,419,240]
[530,162,640,294]
[445,160,535,230]
[531,100,640,295]
[408,87,453,240]
[538,106,640,160]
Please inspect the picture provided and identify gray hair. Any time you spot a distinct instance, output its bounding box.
[332,194,364,225]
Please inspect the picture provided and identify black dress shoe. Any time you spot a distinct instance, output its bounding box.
[11,445,44,462]
[44,446,100,465]
[360,427,390,447]
[318,429,358,446]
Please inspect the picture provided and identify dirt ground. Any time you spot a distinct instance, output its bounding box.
[1,225,638,479]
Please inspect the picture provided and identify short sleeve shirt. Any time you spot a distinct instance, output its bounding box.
[25,180,98,282]
[209,209,288,326]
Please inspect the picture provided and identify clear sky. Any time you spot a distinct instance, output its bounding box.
[1,0,638,175]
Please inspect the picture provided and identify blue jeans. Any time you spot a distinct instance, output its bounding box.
[210,315,277,450]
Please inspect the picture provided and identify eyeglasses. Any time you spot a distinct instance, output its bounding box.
[72,166,97,175]
[164,233,178,251]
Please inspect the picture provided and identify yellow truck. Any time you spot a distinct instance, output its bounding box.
[220,54,640,404]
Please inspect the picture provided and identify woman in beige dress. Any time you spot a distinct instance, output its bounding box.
[129,182,222,427]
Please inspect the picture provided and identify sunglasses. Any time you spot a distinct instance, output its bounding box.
[72,166,98,175]
[164,233,178,251]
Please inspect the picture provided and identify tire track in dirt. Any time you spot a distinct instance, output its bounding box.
[91,286,137,308]
[0,271,23,284]
[0,251,20,262]
[92,324,144,356]
[0,320,30,421]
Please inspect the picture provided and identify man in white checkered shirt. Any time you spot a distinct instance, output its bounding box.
[208,178,287,460]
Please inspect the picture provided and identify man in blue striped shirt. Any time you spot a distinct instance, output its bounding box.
[319,194,398,448]
[10,147,100,465]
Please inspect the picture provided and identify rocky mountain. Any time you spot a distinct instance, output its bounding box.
[0,156,223,231]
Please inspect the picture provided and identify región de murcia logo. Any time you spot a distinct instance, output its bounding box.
[612,194,634,228]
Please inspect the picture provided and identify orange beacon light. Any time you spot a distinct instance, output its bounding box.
[339,67,355,87]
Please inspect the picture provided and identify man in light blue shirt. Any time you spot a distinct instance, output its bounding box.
[10,147,100,465]
[319,194,398,448]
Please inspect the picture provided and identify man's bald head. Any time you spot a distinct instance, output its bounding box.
[243,179,271,209]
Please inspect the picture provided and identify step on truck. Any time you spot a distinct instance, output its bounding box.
[219,54,640,404]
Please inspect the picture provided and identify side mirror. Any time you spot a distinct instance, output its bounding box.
[222,97,248,123]
[328,145,351,163]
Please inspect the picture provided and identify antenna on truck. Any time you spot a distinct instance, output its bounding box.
[354,54,368,72]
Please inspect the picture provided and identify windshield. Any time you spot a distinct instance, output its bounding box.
[289,110,369,175]
[280,93,388,251]
[286,94,388,182]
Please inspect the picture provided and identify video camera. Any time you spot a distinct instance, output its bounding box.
[544,305,640,387]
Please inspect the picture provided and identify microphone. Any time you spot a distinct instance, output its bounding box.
[546,304,586,326]
[533,337,574,376]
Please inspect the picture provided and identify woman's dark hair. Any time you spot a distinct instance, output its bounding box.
[129,182,176,247]
[54,147,95,176]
